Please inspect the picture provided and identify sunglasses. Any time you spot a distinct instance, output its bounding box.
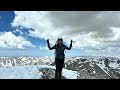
[58,39,63,41]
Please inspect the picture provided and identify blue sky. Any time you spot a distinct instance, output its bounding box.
[1,11,120,57]
[0,11,14,32]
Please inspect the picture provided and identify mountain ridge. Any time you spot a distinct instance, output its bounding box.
[0,56,119,79]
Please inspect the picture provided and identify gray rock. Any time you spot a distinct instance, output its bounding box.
[38,68,66,79]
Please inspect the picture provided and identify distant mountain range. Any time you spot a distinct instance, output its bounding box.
[0,56,120,79]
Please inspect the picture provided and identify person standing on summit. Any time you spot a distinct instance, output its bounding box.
[47,37,73,79]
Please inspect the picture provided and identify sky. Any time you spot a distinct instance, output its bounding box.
[1,11,120,57]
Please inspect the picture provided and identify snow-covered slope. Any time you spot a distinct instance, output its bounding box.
[0,65,79,79]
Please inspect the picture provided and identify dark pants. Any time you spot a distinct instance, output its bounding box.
[55,58,64,79]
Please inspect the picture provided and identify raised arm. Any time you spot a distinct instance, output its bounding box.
[47,39,56,50]
[65,39,73,50]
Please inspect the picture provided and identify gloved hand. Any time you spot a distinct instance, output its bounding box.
[47,39,49,42]
[70,39,73,43]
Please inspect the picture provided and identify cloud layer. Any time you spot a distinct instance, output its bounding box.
[11,11,120,53]
[0,31,34,49]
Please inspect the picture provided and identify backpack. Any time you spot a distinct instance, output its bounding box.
[54,44,66,60]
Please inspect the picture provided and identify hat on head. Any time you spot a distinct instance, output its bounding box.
[58,37,63,41]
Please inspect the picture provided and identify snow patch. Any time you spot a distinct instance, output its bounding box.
[0,66,41,79]
[0,65,79,79]
[109,62,119,69]
[93,71,96,73]
[62,69,79,79]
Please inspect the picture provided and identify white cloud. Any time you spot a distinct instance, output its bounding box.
[0,31,35,49]
[39,45,49,51]
[13,29,23,35]
[11,11,120,54]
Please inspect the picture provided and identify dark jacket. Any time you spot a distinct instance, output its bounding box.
[47,40,72,59]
